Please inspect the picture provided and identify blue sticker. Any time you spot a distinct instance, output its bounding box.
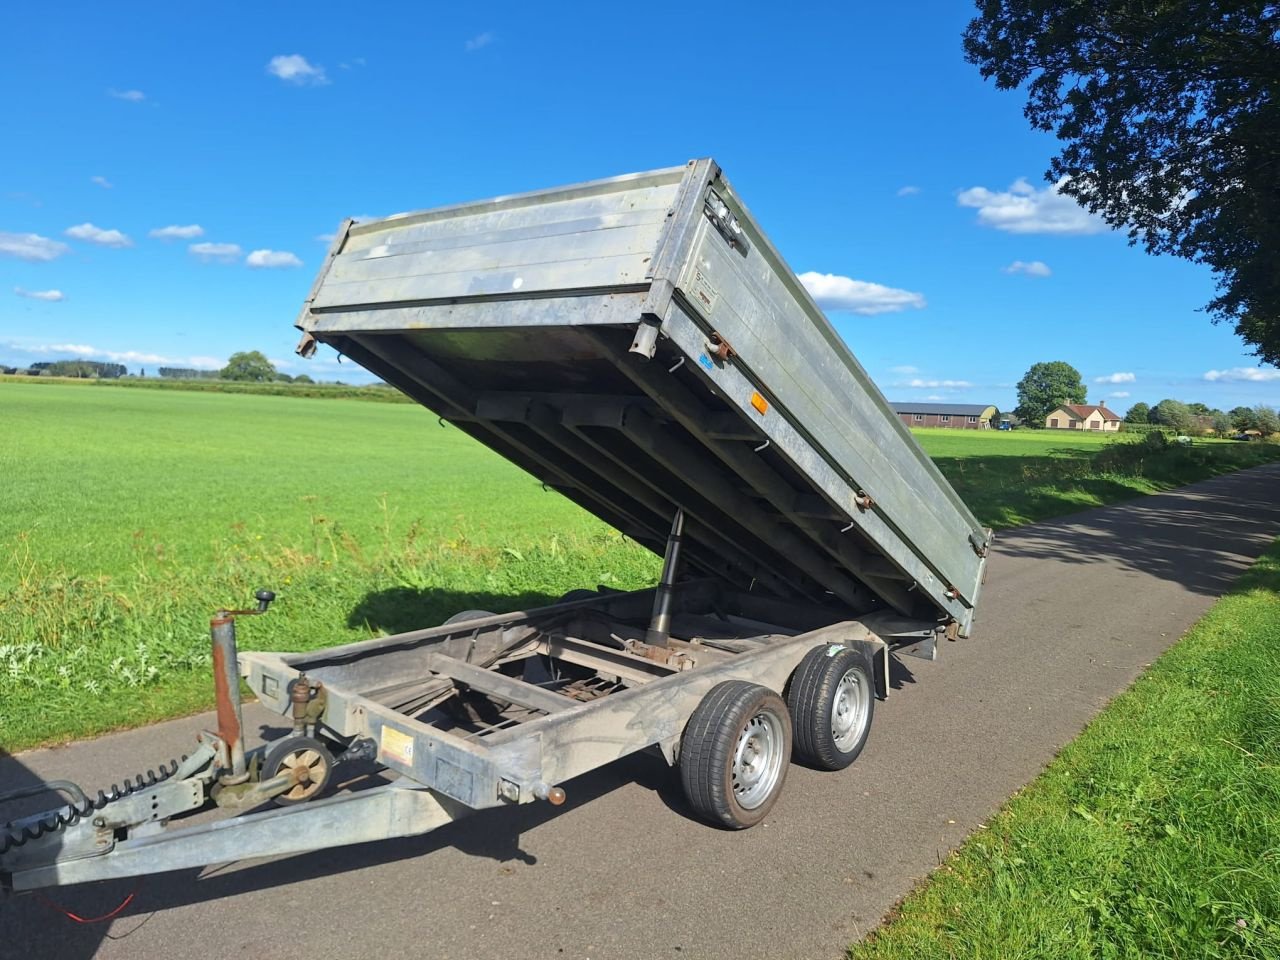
[698,353,715,371]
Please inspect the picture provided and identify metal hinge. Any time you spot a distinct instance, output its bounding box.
[703,186,750,257]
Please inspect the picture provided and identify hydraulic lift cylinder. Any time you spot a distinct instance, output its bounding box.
[645,508,685,648]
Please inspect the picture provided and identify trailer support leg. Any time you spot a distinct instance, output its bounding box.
[646,508,685,647]
[210,616,248,783]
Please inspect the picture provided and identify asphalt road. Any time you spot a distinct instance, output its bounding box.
[4,463,1280,960]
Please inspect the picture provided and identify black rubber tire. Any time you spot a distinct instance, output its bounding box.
[264,736,335,806]
[786,644,875,771]
[443,609,496,626]
[680,680,792,830]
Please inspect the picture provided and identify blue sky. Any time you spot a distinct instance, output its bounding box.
[3,1,1277,414]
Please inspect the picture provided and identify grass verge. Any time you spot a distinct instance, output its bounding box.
[916,430,1280,528]
[850,538,1280,960]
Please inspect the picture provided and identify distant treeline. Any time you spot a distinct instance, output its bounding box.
[0,372,414,404]
[156,367,221,380]
[2,360,129,378]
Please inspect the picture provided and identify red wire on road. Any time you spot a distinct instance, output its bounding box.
[37,886,139,924]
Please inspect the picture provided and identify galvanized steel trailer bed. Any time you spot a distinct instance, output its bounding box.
[1,159,990,892]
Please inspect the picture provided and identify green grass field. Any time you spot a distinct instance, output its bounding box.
[1,385,1277,751]
[850,537,1280,959]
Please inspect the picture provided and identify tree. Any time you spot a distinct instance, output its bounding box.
[1212,411,1233,436]
[293,374,314,384]
[274,372,295,383]
[964,3,1280,367]
[1187,402,1211,417]
[1015,361,1085,427]
[1229,406,1258,432]
[1124,402,1150,424]
[1151,399,1193,434]
[220,351,276,382]
[1256,405,1280,437]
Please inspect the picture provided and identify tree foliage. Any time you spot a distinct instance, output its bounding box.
[964,2,1280,366]
[1151,398,1194,434]
[1230,405,1256,431]
[1124,401,1150,424]
[1015,360,1086,427]
[220,351,276,383]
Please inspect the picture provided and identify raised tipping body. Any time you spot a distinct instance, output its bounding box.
[297,158,989,635]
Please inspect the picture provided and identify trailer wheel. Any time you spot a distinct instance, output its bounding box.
[787,645,875,770]
[680,681,792,829]
[264,736,335,805]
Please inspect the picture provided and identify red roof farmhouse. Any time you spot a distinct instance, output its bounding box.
[1044,403,1122,431]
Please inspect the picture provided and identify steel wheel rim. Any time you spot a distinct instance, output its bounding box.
[831,667,869,752]
[731,710,785,810]
[279,748,327,801]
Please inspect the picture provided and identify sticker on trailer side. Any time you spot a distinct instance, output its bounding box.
[380,726,415,765]
[826,643,847,657]
[690,267,719,315]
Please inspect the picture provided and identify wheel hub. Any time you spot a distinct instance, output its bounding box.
[831,668,868,751]
[731,712,784,810]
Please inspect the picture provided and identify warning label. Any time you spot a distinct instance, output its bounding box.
[380,725,415,766]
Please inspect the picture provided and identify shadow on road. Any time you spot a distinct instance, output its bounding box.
[994,466,1280,598]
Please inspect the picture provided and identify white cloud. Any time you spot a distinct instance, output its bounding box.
[925,394,946,401]
[65,222,133,248]
[890,365,919,375]
[0,231,69,261]
[896,185,921,197]
[267,54,328,85]
[90,175,113,189]
[1203,367,1280,382]
[1108,391,1131,399]
[906,378,973,388]
[1003,259,1052,277]
[150,224,205,241]
[1094,371,1136,384]
[107,89,146,102]
[465,32,494,51]
[798,271,926,315]
[315,232,336,243]
[339,57,366,70]
[957,177,1106,235]
[14,287,65,302]
[9,340,223,368]
[189,241,243,262]
[246,248,303,269]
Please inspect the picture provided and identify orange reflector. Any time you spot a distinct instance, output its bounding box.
[750,391,768,415]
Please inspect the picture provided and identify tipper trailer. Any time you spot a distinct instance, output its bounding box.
[1,159,990,891]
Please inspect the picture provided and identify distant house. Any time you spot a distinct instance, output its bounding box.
[1044,403,1122,431]
[890,402,998,430]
